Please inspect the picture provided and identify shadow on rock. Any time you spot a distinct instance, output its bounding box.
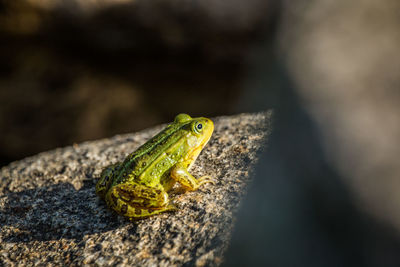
[0,180,127,242]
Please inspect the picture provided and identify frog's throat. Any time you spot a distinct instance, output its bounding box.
[187,140,208,169]
[187,123,214,169]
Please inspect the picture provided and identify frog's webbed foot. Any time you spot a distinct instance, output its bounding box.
[105,183,176,219]
[170,163,215,191]
[128,204,177,221]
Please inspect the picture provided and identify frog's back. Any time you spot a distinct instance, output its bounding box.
[111,121,189,186]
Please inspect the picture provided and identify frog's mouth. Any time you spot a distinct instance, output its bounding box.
[187,119,214,169]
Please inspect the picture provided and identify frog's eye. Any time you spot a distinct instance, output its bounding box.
[193,122,203,133]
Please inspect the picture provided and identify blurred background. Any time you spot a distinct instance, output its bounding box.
[1,0,400,265]
[0,0,275,167]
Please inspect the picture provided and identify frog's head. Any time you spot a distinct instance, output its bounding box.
[96,164,117,199]
[182,115,214,167]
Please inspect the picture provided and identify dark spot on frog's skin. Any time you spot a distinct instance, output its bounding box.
[142,200,150,206]
[135,208,142,215]
[149,193,157,199]
[118,187,130,195]
[155,189,162,194]
[111,193,119,205]
[121,194,131,202]
[142,162,147,167]
[121,204,128,214]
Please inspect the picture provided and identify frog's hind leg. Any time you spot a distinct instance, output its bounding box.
[96,163,120,199]
[105,183,177,219]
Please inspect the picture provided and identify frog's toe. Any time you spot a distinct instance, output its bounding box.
[197,176,215,186]
[165,204,178,212]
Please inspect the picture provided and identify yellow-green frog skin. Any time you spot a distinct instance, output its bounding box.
[96,114,214,219]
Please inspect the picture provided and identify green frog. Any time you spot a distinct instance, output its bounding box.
[96,113,214,219]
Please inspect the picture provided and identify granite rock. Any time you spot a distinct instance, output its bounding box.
[0,111,272,266]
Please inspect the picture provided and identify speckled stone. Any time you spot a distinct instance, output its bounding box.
[0,111,272,266]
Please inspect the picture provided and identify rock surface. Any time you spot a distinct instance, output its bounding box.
[0,111,272,266]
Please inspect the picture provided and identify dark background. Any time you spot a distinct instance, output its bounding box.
[0,0,275,167]
[1,0,400,265]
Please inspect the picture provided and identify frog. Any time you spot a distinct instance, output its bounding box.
[96,113,215,219]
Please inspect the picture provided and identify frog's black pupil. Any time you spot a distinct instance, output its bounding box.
[197,124,203,130]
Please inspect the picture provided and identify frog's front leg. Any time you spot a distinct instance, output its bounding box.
[105,183,176,219]
[170,162,214,191]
